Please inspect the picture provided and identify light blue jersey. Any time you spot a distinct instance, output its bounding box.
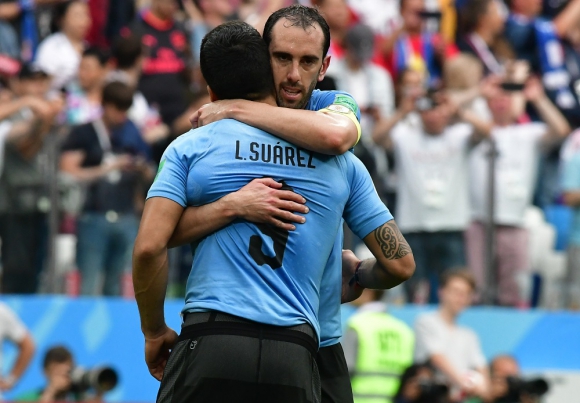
[148,117,391,343]
[306,90,361,347]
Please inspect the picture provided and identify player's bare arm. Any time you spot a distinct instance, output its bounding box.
[190,100,360,155]
[133,197,183,381]
[168,177,309,248]
[348,220,415,291]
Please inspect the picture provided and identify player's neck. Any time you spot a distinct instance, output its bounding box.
[256,94,277,107]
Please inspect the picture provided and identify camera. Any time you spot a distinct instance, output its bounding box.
[70,366,119,393]
[495,376,549,403]
[416,379,449,403]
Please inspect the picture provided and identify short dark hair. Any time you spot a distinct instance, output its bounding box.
[82,47,110,67]
[458,0,493,35]
[263,5,331,59]
[440,268,477,292]
[112,34,143,70]
[43,346,73,369]
[200,21,274,101]
[102,81,134,110]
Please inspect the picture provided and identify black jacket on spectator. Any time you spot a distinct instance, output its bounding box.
[125,10,191,128]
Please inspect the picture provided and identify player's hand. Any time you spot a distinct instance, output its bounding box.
[341,249,364,303]
[144,326,178,381]
[190,100,238,128]
[222,177,309,231]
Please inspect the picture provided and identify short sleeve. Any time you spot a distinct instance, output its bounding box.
[147,142,189,207]
[0,303,27,343]
[343,154,393,239]
[562,153,580,191]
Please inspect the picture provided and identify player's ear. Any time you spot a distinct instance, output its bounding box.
[318,55,331,82]
[207,86,219,102]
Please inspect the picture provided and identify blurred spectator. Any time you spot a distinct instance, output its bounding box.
[457,0,509,76]
[326,23,394,197]
[0,303,35,397]
[125,0,192,138]
[504,0,580,125]
[59,81,154,296]
[183,0,233,63]
[381,0,458,86]
[34,0,92,92]
[414,270,490,402]
[343,288,414,403]
[313,0,352,60]
[561,148,580,309]
[444,53,492,119]
[372,87,489,303]
[86,0,135,48]
[347,0,401,38]
[65,48,111,126]
[467,77,570,306]
[17,346,75,402]
[489,355,520,402]
[0,0,21,61]
[17,345,113,403]
[394,362,450,403]
[0,64,61,294]
[372,68,426,211]
[108,34,170,145]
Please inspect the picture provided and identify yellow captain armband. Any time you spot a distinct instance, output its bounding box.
[320,104,362,146]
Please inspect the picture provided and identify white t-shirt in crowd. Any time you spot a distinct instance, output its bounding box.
[414,311,487,381]
[0,302,28,369]
[469,123,546,226]
[392,122,473,233]
[347,0,401,37]
[35,32,81,91]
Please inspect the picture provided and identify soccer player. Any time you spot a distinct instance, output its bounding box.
[178,6,372,402]
[133,20,414,403]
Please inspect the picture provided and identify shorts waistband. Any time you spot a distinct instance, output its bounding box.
[180,311,318,356]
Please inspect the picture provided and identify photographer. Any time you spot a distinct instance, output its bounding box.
[489,355,548,403]
[394,362,450,403]
[17,345,118,403]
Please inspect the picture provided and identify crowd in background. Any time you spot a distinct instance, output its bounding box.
[1,0,580,309]
[0,1,577,402]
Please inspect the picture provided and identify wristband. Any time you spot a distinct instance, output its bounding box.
[348,261,363,287]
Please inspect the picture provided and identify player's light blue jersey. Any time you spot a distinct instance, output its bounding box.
[148,117,391,343]
[306,90,361,347]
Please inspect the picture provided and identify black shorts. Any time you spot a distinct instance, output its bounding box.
[316,343,354,403]
[157,311,321,403]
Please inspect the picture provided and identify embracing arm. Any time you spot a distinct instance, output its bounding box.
[168,177,309,248]
[133,197,184,337]
[192,100,360,155]
[354,220,415,289]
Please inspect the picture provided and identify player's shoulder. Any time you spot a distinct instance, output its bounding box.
[307,89,359,110]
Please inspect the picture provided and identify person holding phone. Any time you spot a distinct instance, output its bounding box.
[466,76,570,306]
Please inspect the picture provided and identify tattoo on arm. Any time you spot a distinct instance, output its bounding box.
[374,221,412,260]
